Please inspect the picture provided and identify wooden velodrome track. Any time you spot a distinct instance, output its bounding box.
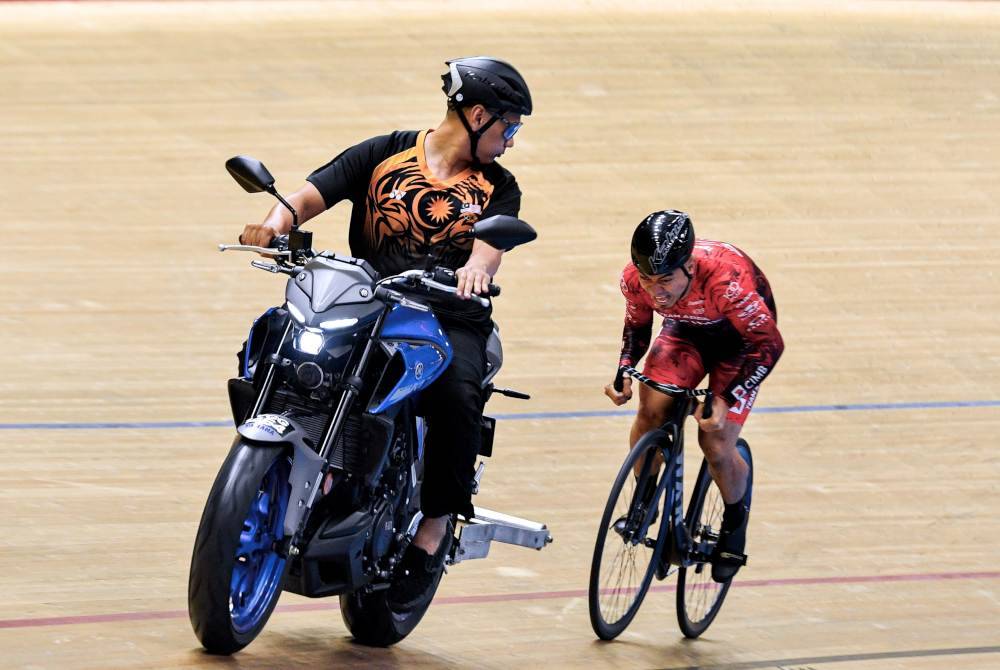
[2,1,999,668]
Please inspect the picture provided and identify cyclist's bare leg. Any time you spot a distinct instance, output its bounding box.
[630,382,674,476]
[697,421,749,504]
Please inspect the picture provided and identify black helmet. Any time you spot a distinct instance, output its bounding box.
[442,57,533,116]
[631,210,695,276]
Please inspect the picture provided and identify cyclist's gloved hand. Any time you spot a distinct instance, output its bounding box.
[694,394,729,432]
[604,376,632,406]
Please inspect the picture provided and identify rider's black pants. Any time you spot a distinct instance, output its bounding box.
[418,316,491,521]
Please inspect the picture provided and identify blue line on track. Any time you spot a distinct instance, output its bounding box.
[0,399,997,431]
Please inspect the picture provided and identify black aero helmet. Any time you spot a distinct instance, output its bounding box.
[631,210,696,276]
[442,57,533,116]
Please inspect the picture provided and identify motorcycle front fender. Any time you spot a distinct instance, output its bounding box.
[237,413,325,538]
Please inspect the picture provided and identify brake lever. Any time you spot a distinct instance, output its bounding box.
[218,243,292,257]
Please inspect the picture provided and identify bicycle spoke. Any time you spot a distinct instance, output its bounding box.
[677,466,732,637]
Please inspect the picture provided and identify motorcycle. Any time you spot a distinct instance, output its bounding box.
[187,156,552,654]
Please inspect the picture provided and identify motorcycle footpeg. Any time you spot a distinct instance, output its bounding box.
[449,506,552,564]
[493,387,530,400]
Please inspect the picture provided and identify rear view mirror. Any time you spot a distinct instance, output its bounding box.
[473,215,537,250]
[226,155,276,194]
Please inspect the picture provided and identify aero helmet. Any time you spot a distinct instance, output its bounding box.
[631,210,695,276]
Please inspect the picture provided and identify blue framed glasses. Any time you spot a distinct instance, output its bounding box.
[493,114,523,141]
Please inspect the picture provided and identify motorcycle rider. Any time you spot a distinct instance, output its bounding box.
[239,57,532,611]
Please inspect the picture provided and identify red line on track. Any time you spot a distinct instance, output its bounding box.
[2,570,998,630]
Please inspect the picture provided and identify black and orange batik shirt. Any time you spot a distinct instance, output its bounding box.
[307,130,521,284]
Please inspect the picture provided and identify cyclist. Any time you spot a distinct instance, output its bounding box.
[604,210,784,582]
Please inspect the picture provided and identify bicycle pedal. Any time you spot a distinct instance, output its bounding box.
[714,550,747,566]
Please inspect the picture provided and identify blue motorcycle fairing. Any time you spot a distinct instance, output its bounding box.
[242,307,279,380]
[237,413,325,538]
[368,303,454,415]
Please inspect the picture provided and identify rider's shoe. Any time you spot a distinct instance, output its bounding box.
[388,520,454,613]
[613,476,660,539]
[711,440,753,583]
[612,506,659,538]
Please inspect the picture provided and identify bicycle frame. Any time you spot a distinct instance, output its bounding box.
[615,365,712,570]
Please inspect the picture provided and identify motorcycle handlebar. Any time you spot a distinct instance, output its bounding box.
[430,267,500,297]
[376,273,490,308]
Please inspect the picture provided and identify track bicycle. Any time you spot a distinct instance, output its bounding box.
[588,365,753,640]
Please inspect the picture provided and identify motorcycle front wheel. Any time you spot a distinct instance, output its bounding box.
[188,439,291,654]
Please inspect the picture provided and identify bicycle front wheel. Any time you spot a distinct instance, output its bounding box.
[675,457,733,638]
[588,430,671,640]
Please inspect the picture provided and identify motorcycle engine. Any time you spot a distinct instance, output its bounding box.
[370,501,396,560]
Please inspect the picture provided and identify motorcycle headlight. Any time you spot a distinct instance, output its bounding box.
[319,317,359,330]
[294,328,325,355]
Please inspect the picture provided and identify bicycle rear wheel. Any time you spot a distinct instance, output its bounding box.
[589,430,671,640]
[675,450,738,638]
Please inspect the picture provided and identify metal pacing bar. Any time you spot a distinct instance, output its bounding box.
[450,506,553,564]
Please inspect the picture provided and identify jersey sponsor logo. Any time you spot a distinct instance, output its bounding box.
[729,386,748,414]
[738,300,762,320]
[390,188,405,200]
[724,281,742,301]
[745,365,769,389]
[658,313,721,325]
[728,385,759,415]
[747,313,770,330]
[461,202,482,215]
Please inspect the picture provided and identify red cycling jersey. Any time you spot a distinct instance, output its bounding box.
[619,239,784,422]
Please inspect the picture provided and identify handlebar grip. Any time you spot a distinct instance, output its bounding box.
[373,286,401,303]
[269,234,289,250]
[431,266,499,298]
[613,367,626,393]
[702,391,714,419]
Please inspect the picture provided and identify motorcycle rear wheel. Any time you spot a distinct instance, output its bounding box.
[338,569,439,646]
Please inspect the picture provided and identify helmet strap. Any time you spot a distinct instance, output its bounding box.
[677,264,694,300]
[457,107,499,171]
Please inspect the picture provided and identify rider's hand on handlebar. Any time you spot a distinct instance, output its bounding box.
[455,262,493,300]
[694,394,729,432]
[604,376,632,406]
[239,222,281,249]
